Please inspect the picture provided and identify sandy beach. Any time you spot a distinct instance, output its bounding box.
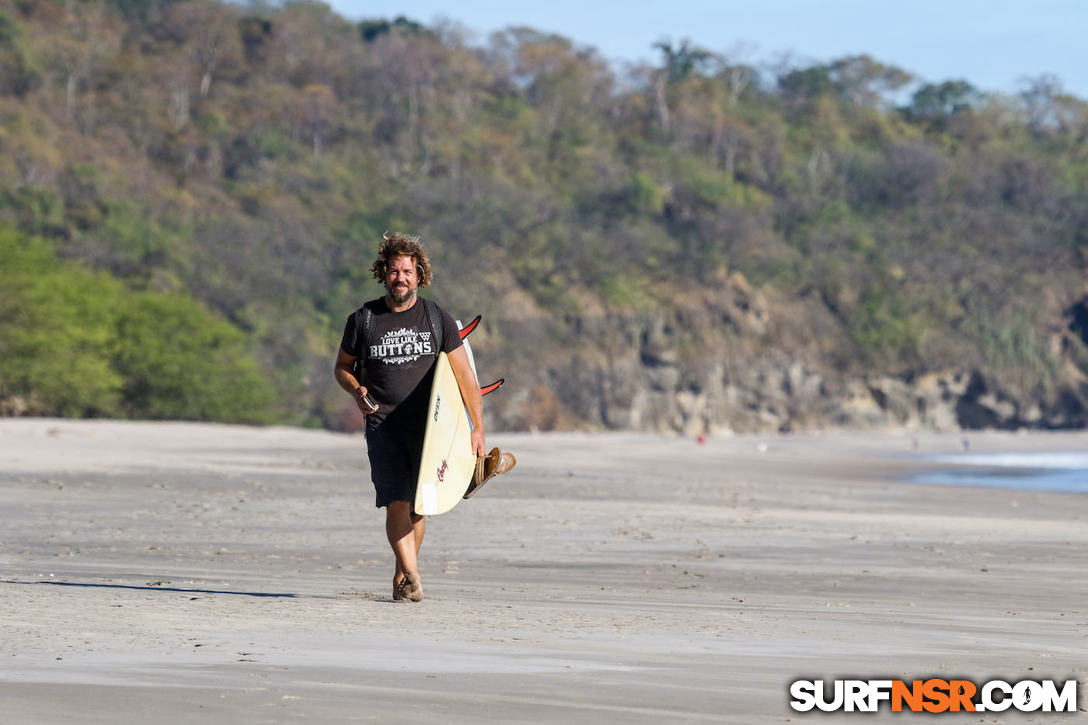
[0,419,1085,723]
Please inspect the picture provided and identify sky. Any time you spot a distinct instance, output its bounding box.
[320,0,1088,100]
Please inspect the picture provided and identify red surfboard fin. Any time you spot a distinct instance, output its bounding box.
[480,379,505,396]
[459,315,482,340]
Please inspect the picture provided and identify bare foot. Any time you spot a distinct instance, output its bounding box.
[402,571,423,602]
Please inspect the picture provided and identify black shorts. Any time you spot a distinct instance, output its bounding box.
[365,422,423,509]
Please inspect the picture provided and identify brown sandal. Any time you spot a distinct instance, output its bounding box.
[463,447,516,499]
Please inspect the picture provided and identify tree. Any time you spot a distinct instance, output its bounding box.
[39,0,124,124]
[1020,74,1085,133]
[778,65,834,100]
[0,227,124,416]
[112,292,277,421]
[358,15,425,43]
[0,224,277,422]
[651,39,717,131]
[295,83,336,155]
[780,56,911,107]
[0,8,42,96]
[163,1,244,98]
[827,55,912,107]
[904,80,979,123]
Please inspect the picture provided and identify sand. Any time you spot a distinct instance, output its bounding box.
[0,418,1085,723]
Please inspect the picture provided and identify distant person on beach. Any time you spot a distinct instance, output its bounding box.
[333,233,484,602]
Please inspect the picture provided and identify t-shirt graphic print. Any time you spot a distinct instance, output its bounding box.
[340,296,462,431]
[371,327,434,365]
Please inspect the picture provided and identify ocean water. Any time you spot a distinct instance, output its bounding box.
[908,451,1088,494]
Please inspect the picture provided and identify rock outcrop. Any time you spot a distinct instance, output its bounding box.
[483,284,1088,434]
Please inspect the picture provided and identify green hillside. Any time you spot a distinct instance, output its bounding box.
[1,0,1086,431]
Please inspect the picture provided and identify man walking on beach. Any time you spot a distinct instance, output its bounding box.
[334,233,485,602]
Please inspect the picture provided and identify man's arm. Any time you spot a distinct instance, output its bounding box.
[334,348,378,414]
[447,345,485,457]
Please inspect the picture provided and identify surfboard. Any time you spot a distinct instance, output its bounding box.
[413,319,499,516]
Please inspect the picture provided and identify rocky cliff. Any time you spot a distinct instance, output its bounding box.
[480,282,1088,434]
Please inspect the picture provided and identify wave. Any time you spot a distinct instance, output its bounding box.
[924,452,1088,470]
[908,450,1088,493]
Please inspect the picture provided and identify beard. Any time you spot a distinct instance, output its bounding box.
[387,282,416,303]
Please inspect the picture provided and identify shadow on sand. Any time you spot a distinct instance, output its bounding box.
[2,578,326,599]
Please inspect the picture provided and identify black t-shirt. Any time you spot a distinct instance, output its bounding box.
[340,297,462,431]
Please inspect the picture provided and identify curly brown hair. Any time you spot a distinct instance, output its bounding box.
[369,232,433,287]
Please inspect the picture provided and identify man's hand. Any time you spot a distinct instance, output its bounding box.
[334,348,377,415]
[470,429,486,458]
[352,386,379,415]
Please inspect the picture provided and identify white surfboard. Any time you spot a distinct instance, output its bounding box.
[413,336,478,516]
